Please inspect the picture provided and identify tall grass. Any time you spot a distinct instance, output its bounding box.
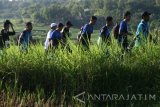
[0,38,160,106]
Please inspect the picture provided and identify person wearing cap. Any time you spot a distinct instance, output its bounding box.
[44,23,57,53]
[61,21,73,52]
[119,11,133,52]
[49,23,64,50]
[135,11,151,47]
[0,20,15,49]
[80,16,97,49]
[18,22,33,53]
[98,16,113,45]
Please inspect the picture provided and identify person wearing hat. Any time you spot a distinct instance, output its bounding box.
[49,23,64,50]
[61,21,73,52]
[135,11,151,47]
[44,23,57,53]
[0,20,15,49]
[97,16,113,46]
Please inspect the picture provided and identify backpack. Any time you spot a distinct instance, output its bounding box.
[113,24,120,39]
[77,26,83,42]
[99,26,112,45]
[19,30,27,45]
[100,26,108,38]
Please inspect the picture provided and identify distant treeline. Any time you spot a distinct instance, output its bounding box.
[0,0,160,29]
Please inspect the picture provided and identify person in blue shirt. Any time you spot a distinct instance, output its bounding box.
[98,16,113,45]
[119,11,133,52]
[19,22,33,53]
[49,23,64,49]
[81,16,97,49]
[135,11,151,47]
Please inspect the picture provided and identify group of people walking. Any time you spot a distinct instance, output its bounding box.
[45,11,152,54]
[80,11,151,53]
[0,11,152,54]
[44,21,73,53]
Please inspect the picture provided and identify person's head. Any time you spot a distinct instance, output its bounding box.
[142,11,151,22]
[90,16,97,25]
[57,23,64,31]
[124,11,131,22]
[50,23,57,30]
[106,16,113,27]
[25,22,33,31]
[4,20,11,30]
[66,21,73,28]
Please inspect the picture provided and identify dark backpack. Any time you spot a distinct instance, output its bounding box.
[77,26,83,42]
[100,26,108,37]
[113,24,120,39]
[19,30,27,44]
[100,26,110,41]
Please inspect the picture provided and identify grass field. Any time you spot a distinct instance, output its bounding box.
[0,19,160,106]
[1,39,160,106]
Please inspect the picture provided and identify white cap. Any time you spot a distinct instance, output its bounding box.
[50,23,57,28]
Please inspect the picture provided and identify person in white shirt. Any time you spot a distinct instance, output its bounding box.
[44,23,57,53]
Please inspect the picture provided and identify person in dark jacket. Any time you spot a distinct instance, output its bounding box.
[0,20,15,49]
[62,21,73,43]
[62,21,73,52]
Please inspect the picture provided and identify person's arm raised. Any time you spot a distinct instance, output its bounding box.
[9,23,15,35]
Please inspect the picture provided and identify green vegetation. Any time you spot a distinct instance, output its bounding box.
[0,0,160,107]
[0,36,160,106]
[0,0,160,28]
